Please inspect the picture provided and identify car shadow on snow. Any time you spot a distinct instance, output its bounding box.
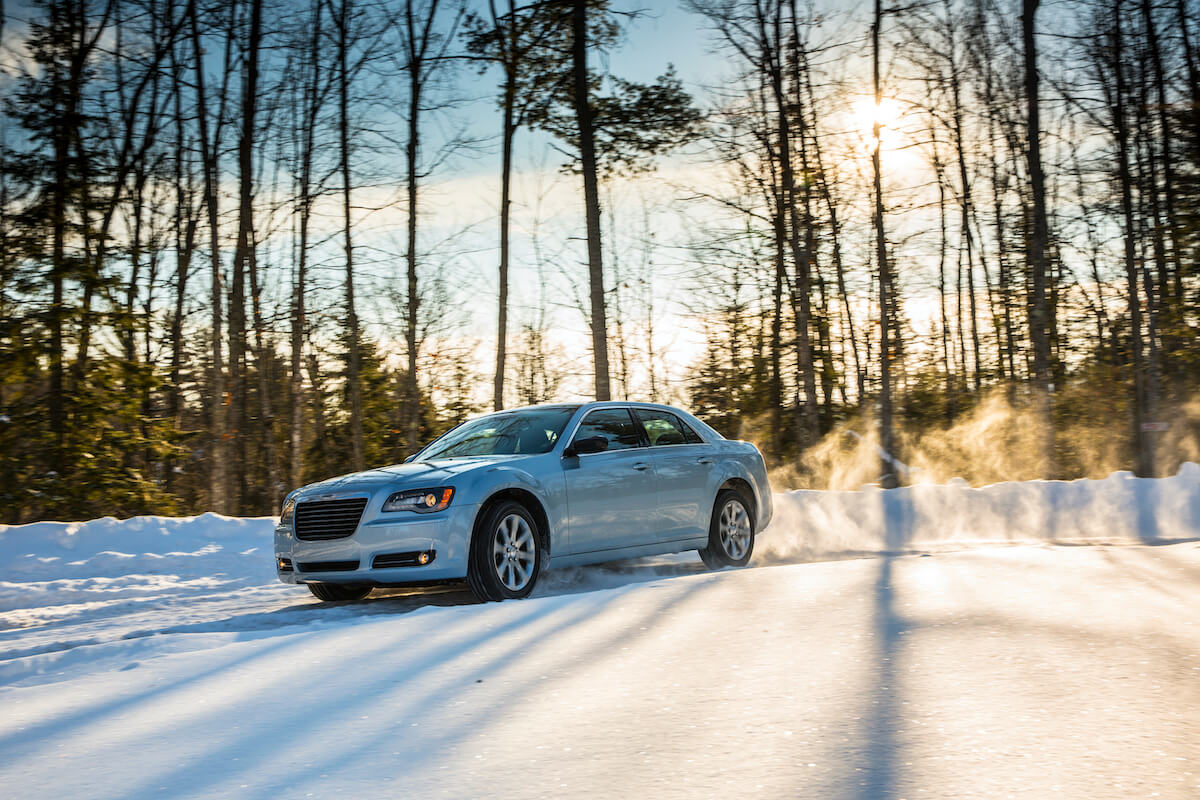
[132,585,482,637]
[198,535,956,641]
[532,551,710,597]
[104,576,719,799]
[132,552,714,638]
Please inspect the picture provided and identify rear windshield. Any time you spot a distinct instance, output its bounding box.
[417,406,580,460]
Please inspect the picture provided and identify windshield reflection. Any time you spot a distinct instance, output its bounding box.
[417,406,580,460]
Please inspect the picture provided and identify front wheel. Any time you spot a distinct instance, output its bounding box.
[466,501,544,602]
[308,582,372,602]
[699,489,756,569]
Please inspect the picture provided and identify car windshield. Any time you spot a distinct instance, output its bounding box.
[416,406,580,460]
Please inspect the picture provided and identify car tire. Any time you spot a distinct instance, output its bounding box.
[307,582,372,602]
[699,488,756,569]
[467,500,543,602]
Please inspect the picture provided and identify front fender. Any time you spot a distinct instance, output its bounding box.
[458,460,568,558]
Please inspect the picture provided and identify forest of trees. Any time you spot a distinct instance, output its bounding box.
[0,0,1196,522]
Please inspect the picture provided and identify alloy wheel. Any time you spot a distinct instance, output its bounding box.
[492,513,536,592]
[719,499,751,561]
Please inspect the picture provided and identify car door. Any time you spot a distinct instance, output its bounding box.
[561,407,660,554]
[632,407,715,542]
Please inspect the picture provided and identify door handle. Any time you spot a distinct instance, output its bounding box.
[633,462,650,471]
[697,457,714,465]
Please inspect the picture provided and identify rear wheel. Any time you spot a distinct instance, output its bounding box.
[307,582,372,602]
[699,489,756,569]
[466,501,543,602]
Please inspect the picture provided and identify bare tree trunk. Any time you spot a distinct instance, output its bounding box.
[229,0,264,512]
[986,99,1018,385]
[572,0,610,401]
[393,0,458,453]
[306,347,327,461]
[125,162,149,487]
[971,18,1021,387]
[403,2,424,454]
[770,202,785,456]
[947,59,982,390]
[1069,137,1111,351]
[1110,2,1153,476]
[289,236,306,488]
[494,64,515,410]
[956,239,968,388]
[814,266,835,422]
[141,232,160,481]
[189,0,226,513]
[1131,24,1163,475]
[605,191,630,399]
[489,0,524,412]
[1021,0,1055,474]
[167,26,197,495]
[291,1,322,489]
[335,0,365,472]
[933,127,955,414]
[825,189,861,404]
[1139,0,1182,360]
[249,232,279,510]
[803,51,862,403]
[872,0,897,487]
[770,0,818,447]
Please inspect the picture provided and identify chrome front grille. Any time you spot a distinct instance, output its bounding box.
[294,497,369,541]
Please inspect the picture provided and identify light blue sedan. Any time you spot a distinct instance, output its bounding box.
[274,402,773,602]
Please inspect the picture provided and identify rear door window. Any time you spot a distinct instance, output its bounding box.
[572,408,646,452]
[633,408,704,447]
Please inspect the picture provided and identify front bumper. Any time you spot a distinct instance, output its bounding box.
[274,502,479,585]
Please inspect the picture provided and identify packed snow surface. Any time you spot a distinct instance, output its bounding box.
[1,468,1198,798]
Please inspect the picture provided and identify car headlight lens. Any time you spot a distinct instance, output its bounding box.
[382,487,455,513]
[280,497,296,525]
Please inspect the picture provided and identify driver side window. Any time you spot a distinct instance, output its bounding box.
[572,408,645,452]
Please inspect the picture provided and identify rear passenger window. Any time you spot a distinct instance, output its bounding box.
[634,409,703,447]
[572,408,645,451]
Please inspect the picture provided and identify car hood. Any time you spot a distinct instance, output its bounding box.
[293,456,526,497]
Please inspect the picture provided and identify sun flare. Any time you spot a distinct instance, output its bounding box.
[853,96,903,133]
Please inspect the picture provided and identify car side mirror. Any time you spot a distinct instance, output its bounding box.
[564,436,608,457]
[403,453,417,463]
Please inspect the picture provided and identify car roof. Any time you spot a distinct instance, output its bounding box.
[507,401,722,437]
[504,400,687,413]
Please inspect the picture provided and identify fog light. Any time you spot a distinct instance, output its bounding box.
[277,557,293,572]
[370,550,436,568]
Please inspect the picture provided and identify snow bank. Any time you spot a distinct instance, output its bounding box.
[3,466,1198,624]
[4,466,1199,609]
[0,513,276,613]
[759,463,1200,562]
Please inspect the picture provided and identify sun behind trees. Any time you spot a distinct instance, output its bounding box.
[0,0,1197,523]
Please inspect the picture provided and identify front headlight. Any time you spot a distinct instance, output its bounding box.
[280,497,296,526]
[382,487,455,513]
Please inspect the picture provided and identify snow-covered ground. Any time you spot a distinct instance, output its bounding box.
[2,469,1198,798]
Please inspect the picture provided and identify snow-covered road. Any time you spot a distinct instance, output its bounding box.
[2,471,1199,799]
